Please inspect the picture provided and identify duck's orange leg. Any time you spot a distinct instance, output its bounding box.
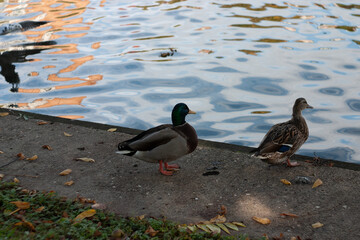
[159,160,174,176]
[164,162,180,170]
[286,158,300,167]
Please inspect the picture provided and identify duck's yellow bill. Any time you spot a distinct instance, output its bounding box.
[188,110,196,114]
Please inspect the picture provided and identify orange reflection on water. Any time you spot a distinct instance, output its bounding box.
[16,96,86,109]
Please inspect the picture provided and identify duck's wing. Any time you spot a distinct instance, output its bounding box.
[119,124,179,152]
[257,121,302,154]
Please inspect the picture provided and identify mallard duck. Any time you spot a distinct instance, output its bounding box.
[117,103,198,175]
[0,21,49,35]
[250,98,313,167]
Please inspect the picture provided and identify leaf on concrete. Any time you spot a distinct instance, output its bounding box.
[59,169,72,176]
[26,155,38,161]
[216,223,230,234]
[0,112,9,117]
[10,201,30,209]
[35,206,45,212]
[312,222,324,228]
[74,157,95,163]
[312,179,323,188]
[280,213,299,218]
[42,145,52,150]
[37,121,48,125]
[196,224,211,233]
[281,179,292,185]
[13,178,20,183]
[64,180,74,186]
[74,209,96,222]
[232,221,246,227]
[107,128,117,132]
[145,226,159,237]
[224,222,239,231]
[64,132,72,137]
[210,214,226,223]
[0,150,4,154]
[206,224,221,234]
[17,153,25,160]
[252,216,271,225]
[0,173,4,180]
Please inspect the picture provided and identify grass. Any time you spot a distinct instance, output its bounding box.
[0,181,264,240]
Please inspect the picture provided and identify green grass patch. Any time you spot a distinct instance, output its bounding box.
[0,181,263,239]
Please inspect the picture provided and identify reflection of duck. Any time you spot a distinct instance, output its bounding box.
[251,98,313,167]
[117,103,198,176]
[0,21,49,35]
[0,41,56,92]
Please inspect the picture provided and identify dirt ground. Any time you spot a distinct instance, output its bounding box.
[1,110,360,240]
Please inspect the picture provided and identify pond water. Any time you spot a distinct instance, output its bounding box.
[0,0,359,163]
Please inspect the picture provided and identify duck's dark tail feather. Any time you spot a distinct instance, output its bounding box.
[117,143,136,156]
[249,148,259,156]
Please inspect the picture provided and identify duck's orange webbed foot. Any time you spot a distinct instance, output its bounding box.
[159,160,175,176]
[286,159,300,167]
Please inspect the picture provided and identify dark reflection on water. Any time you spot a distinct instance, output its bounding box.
[319,87,344,96]
[338,128,360,136]
[211,97,265,112]
[300,72,330,81]
[346,99,360,112]
[236,77,288,96]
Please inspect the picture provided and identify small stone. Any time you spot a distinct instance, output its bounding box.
[293,176,312,184]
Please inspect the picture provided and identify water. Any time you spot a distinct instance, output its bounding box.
[0,0,359,163]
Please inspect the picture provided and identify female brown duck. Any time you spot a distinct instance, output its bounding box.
[251,98,313,167]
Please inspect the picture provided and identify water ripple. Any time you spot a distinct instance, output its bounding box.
[235,77,288,96]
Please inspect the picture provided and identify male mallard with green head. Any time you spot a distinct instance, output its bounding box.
[117,103,198,175]
[251,98,313,167]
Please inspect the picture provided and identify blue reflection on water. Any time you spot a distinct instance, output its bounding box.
[235,77,288,96]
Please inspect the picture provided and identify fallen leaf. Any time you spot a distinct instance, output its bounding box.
[219,205,227,215]
[59,169,72,176]
[145,226,159,237]
[312,222,324,228]
[252,216,271,225]
[206,224,221,234]
[210,214,226,223]
[0,151,4,154]
[74,209,96,222]
[107,128,117,132]
[280,213,299,218]
[137,215,145,220]
[0,173,4,180]
[216,223,230,234]
[17,153,25,160]
[196,26,211,31]
[281,179,292,185]
[196,224,211,233]
[224,222,239,231]
[13,178,20,183]
[251,111,271,114]
[14,221,35,231]
[64,132,72,137]
[10,201,30,209]
[26,155,38,161]
[312,178,323,188]
[64,180,74,186]
[187,225,197,232]
[0,112,9,117]
[37,121,48,125]
[74,157,95,163]
[232,221,246,227]
[35,206,45,212]
[42,145,52,150]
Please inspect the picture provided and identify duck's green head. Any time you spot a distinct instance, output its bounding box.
[171,103,196,126]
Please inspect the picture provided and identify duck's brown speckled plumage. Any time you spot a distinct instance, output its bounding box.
[251,98,313,166]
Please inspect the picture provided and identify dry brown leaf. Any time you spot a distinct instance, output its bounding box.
[64,132,72,137]
[107,128,117,132]
[74,157,95,163]
[64,180,74,186]
[210,214,226,223]
[59,169,72,176]
[74,209,96,222]
[137,215,145,220]
[26,155,38,161]
[281,179,292,185]
[312,179,323,188]
[37,121,48,125]
[17,153,25,160]
[196,26,211,31]
[35,206,45,212]
[0,112,9,117]
[252,216,271,225]
[0,173,4,180]
[13,177,20,183]
[42,145,52,150]
[280,213,299,218]
[10,201,30,209]
[0,150,4,154]
[14,221,35,231]
[312,222,324,228]
[145,226,159,237]
[219,205,227,215]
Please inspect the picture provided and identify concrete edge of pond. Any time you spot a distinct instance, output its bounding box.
[2,108,359,172]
